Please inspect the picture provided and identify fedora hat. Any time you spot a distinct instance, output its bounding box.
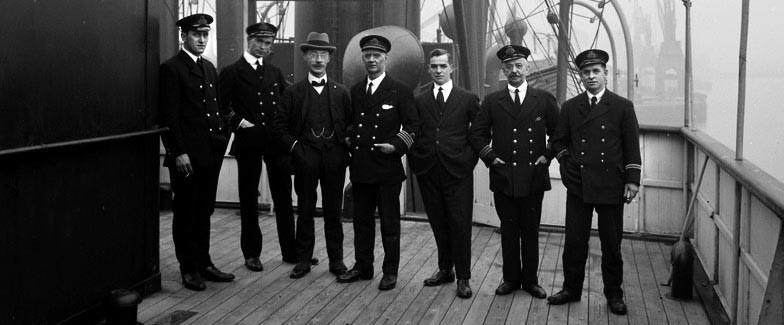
[299,32,336,53]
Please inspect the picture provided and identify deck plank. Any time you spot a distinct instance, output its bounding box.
[645,241,689,324]
[394,227,490,325]
[417,228,494,325]
[503,232,550,325]
[461,238,503,325]
[438,229,502,324]
[526,232,563,324]
[137,209,713,325]
[262,224,411,325]
[373,227,483,325]
[344,227,438,325]
[619,238,647,325]
[191,222,333,324]
[632,239,668,324]
[300,224,431,324]
[546,233,570,325]
[588,237,610,325]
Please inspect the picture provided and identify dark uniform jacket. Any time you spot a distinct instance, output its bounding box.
[273,78,352,152]
[347,75,420,184]
[159,50,228,169]
[409,84,480,178]
[470,86,559,197]
[218,56,287,156]
[551,90,642,204]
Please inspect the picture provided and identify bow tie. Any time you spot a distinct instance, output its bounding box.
[311,80,326,87]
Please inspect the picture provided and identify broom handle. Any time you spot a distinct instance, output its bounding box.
[680,155,710,241]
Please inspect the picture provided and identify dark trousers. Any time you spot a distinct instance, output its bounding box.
[561,192,625,297]
[352,181,402,275]
[493,192,544,285]
[292,144,347,268]
[236,153,296,261]
[169,162,222,274]
[417,163,473,279]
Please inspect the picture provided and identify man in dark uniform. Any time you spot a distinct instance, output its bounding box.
[337,35,420,290]
[218,22,296,272]
[273,32,351,279]
[158,14,235,291]
[470,45,559,298]
[410,49,479,299]
[547,49,641,315]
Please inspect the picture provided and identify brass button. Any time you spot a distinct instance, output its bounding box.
[513,139,517,143]
[359,124,363,127]
[528,128,532,132]
[512,150,517,155]
[513,128,517,133]
[512,162,517,166]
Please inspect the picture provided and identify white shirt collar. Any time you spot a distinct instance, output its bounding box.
[507,80,528,100]
[587,87,606,104]
[182,48,200,63]
[308,73,327,85]
[366,72,386,95]
[243,51,262,67]
[433,80,453,101]
[308,73,327,94]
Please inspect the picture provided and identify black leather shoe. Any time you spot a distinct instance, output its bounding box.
[378,274,397,290]
[290,264,310,279]
[456,279,472,298]
[337,268,373,283]
[423,269,455,286]
[607,296,628,315]
[182,272,206,291]
[200,266,235,282]
[329,261,348,276]
[523,284,547,299]
[547,289,581,305]
[245,257,263,272]
[495,281,519,295]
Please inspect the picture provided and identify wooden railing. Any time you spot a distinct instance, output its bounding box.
[681,128,784,324]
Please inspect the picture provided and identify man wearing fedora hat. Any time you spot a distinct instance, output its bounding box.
[547,49,641,315]
[470,44,559,297]
[273,32,351,279]
[337,34,420,290]
[218,22,298,272]
[159,13,235,291]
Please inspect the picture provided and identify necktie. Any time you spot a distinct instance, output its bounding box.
[436,87,445,112]
[196,57,204,72]
[366,82,373,96]
[255,59,262,70]
[514,89,521,106]
[590,96,597,110]
[311,79,326,87]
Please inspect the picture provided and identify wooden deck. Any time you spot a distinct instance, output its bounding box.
[139,209,710,325]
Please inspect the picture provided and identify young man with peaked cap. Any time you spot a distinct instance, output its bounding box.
[272,32,351,279]
[337,34,421,291]
[547,49,641,315]
[218,22,297,272]
[470,44,559,298]
[409,48,480,299]
[158,13,235,291]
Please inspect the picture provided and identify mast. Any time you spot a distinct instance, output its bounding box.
[555,0,572,104]
[452,0,472,91]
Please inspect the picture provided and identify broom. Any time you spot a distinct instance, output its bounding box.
[663,155,709,299]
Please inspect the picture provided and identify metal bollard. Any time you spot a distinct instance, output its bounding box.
[106,289,142,325]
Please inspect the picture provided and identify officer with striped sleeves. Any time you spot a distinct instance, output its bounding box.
[547,49,642,315]
[337,35,421,291]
